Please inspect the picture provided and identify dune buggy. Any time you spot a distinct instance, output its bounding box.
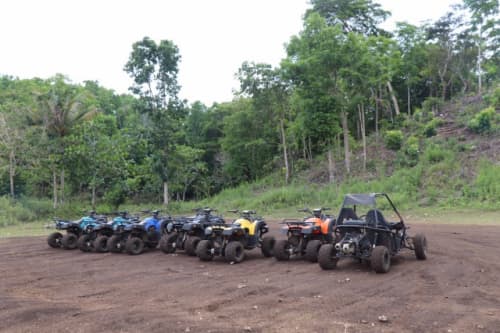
[47,219,82,250]
[274,207,334,262]
[318,193,427,273]
[177,208,226,256]
[196,210,275,263]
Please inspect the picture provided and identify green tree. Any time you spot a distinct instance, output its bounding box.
[124,36,184,206]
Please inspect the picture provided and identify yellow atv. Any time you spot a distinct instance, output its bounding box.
[196,210,275,263]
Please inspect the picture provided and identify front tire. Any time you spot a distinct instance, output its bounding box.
[93,235,109,253]
[61,233,78,250]
[305,239,322,263]
[77,234,93,252]
[225,241,245,263]
[108,235,123,253]
[196,240,214,261]
[47,232,63,248]
[318,244,338,270]
[413,233,427,260]
[371,246,391,273]
[160,233,178,254]
[185,236,201,256]
[274,239,291,261]
[125,237,144,255]
[261,236,275,257]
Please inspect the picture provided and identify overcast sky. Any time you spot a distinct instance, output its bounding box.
[0,0,460,106]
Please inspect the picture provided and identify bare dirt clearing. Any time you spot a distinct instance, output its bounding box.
[1,223,499,333]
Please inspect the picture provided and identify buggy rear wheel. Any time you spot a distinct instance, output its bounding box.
[185,236,201,256]
[413,233,427,260]
[61,233,78,250]
[47,232,63,248]
[93,235,109,253]
[305,239,322,263]
[225,241,245,263]
[371,246,391,273]
[274,239,292,261]
[126,237,144,255]
[261,236,275,257]
[318,244,338,270]
[196,240,215,261]
[160,233,178,254]
[108,235,123,253]
[77,234,93,252]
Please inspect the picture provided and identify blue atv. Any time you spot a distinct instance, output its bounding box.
[121,210,171,255]
[173,208,226,256]
[106,212,140,253]
[76,212,110,252]
[47,218,82,250]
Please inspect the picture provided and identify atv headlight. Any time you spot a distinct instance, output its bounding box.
[205,227,213,235]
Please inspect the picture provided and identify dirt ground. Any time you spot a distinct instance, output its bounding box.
[1,223,500,333]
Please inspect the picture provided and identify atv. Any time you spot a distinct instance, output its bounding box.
[47,218,82,250]
[318,193,428,273]
[76,212,110,252]
[106,212,141,253]
[195,210,275,263]
[121,210,171,255]
[274,207,334,262]
[158,216,191,254]
[177,208,226,256]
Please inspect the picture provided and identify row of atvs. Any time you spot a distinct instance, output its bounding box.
[47,193,428,273]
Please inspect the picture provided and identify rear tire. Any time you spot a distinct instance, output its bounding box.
[196,240,214,261]
[413,233,427,260]
[125,237,144,255]
[225,241,245,263]
[318,244,338,270]
[185,236,201,256]
[108,235,123,253]
[261,236,275,257]
[371,246,391,273]
[305,239,322,263]
[61,233,78,250]
[47,232,63,248]
[160,233,178,254]
[77,234,93,252]
[274,239,291,261]
[93,235,109,253]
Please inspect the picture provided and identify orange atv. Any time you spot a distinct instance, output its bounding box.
[274,208,334,262]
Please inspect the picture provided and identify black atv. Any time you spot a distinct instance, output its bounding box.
[47,219,82,250]
[159,216,191,254]
[106,212,141,253]
[318,193,428,273]
[177,208,226,256]
[196,210,275,263]
[76,213,111,252]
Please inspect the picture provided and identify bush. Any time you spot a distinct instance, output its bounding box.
[423,118,443,137]
[468,107,497,134]
[423,144,453,164]
[384,130,404,150]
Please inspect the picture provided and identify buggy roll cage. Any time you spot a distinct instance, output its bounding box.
[338,193,404,227]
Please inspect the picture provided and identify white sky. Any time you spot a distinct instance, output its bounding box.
[0,0,460,106]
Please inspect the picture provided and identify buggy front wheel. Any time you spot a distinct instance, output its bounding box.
[371,246,391,273]
[318,244,338,270]
[413,233,427,260]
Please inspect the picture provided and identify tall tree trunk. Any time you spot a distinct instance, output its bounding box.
[308,136,313,162]
[386,81,400,116]
[358,104,367,173]
[279,118,290,184]
[327,146,335,184]
[53,169,58,209]
[60,169,65,204]
[477,36,482,94]
[163,181,169,206]
[9,150,15,197]
[407,75,411,116]
[341,111,350,174]
[302,135,307,160]
[91,184,96,210]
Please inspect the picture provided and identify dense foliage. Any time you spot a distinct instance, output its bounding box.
[0,0,498,212]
